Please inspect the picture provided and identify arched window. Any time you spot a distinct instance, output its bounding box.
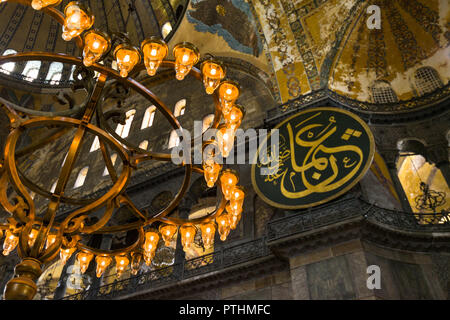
[168,130,180,149]
[139,140,148,150]
[22,60,41,81]
[115,109,136,139]
[50,181,57,193]
[61,153,68,167]
[161,22,172,38]
[414,67,443,96]
[174,99,186,117]
[103,153,117,176]
[90,136,100,152]
[202,114,215,133]
[69,65,76,81]
[45,62,63,84]
[371,81,398,104]
[1,49,17,74]
[73,167,89,188]
[141,106,156,129]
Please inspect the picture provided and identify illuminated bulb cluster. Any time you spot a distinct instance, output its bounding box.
[215,169,245,241]
[71,250,131,278]
[216,82,244,158]
[8,0,250,281]
[31,0,61,10]
[61,2,94,41]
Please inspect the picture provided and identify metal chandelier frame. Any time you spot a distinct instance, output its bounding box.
[0,0,241,299]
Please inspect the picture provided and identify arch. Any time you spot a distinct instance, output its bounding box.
[161,22,173,38]
[174,99,186,117]
[397,138,427,157]
[89,136,100,152]
[414,67,443,96]
[73,166,89,188]
[139,140,149,150]
[370,80,398,104]
[141,106,156,129]
[45,62,64,84]
[115,109,136,138]
[103,153,118,176]
[50,181,57,193]
[0,49,17,74]
[168,130,180,149]
[22,60,42,81]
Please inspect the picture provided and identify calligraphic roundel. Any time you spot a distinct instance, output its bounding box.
[252,107,375,209]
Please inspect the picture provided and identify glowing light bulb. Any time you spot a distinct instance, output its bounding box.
[219,169,239,201]
[76,252,94,274]
[173,42,200,81]
[201,59,225,94]
[28,229,39,248]
[131,252,143,275]
[224,104,245,131]
[218,81,240,114]
[200,223,216,249]
[217,124,236,158]
[114,44,140,78]
[216,215,230,241]
[82,30,110,66]
[159,224,177,246]
[62,2,94,41]
[115,255,129,277]
[32,0,61,10]
[141,37,168,76]
[180,225,196,251]
[70,12,80,24]
[2,231,18,256]
[60,247,76,265]
[95,256,112,278]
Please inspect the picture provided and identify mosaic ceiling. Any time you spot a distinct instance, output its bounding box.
[251,0,449,104]
[0,0,448,109]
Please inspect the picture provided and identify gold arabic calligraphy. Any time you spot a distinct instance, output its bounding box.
[258,112,364,199]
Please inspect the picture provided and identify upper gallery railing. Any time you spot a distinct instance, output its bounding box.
[63,196,450,300]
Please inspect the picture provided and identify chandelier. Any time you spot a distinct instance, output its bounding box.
[0,0,246,300]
